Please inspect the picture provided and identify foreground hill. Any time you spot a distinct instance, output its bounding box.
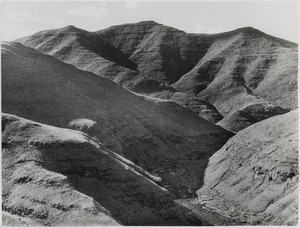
[2,42,233,196]
[17,21,297,131]
[178,110,298,225]
[2,113,202,225]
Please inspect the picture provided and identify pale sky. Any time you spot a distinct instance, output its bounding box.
[1,0,299,42]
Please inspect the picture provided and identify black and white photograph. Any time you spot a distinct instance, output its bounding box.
[1,0,298,226]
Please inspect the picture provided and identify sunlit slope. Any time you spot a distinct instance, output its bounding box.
[192,110,298,225]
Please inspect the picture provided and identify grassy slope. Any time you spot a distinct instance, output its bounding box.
[188,110,298,225]
[2,42,233,196]
[2,113,203,225]
[17,22,297,132]
[173,28,297,131]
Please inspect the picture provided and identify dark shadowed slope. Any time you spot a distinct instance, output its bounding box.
[181,110,298,225]
[2,113,203,226]
[17,22,297,132]
[97,21,212,86]
[169,93,223,123]
[2,42,233,196]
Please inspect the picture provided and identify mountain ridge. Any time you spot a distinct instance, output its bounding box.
[16,21,297,132]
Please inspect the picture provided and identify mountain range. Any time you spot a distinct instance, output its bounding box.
[2,21,298,226]
[17,21,297,132]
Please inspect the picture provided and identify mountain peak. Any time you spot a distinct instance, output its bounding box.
[105,20,161,30]
[58,25,83,33]
[64,25,77,30]
[230,26,297,47]
[135,20,160,25]
[213,26,263,38]
[239,26,260,31]
[236,26,264,35]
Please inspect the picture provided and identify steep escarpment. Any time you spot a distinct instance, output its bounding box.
[2,113,202,225]
[2,42,233,197]
[17,22,297,132]
[185,110,298,225]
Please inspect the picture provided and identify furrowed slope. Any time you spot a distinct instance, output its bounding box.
[17,25,137,75]
[97,21,211,87]
[173,28,297,131]
[17,22,297,132]
[187,110,298,225]
[2,113,202,225]
[17,21,211,92]
[16,22,219,124]
[2,42,233,196]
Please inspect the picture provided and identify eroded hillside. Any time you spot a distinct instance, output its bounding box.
[2,42,233,197]
[17,21,298,131]
[3,21,298,226]
[2,113,203,225]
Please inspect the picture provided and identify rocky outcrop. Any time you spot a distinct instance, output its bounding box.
[189,110,298,225]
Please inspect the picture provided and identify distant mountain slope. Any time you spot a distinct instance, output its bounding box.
[2,42,233,196]
[2,113,202,225]
[173,27,297,113]
[97,21,211,85]
[17,26,137,71]
[16,21,297,132]
[17,21,210,89]
[184,110,298,225]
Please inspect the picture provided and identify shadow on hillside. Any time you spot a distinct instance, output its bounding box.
[37,134,228,225]
[37,145,206,225]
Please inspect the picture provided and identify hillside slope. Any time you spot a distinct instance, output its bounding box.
[173,28,297,131]
[2,113,203,225]
[17,21,208,87]
[183,110,298,225]
[17,22,297,131]
[2,41,233,196]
